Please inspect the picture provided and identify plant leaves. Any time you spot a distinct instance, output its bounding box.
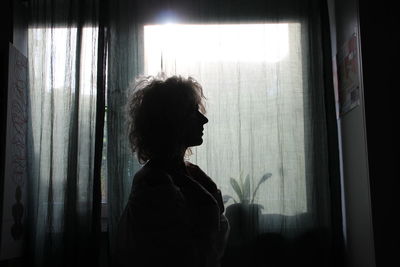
[238,171,244,190]
[230,177,243,203]
[243,174,251,204]
[251,173,272,203]
[222,195,236,204]
[259,173,272,185]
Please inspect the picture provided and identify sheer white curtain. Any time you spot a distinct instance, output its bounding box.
[144,23,309,226]
[27,13,101,266]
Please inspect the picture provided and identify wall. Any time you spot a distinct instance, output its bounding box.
[329,0,400,266]
[327,0,376,266]
[0,0,14,260]
[0,0,28,265]
[358,1,399,267]
[12,0,28,57]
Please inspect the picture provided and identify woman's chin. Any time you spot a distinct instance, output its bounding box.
[187,138,203,147]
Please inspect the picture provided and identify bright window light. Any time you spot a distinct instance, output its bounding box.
[145,24,289,75]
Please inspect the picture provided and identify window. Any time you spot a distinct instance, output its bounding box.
[28,23,307,222]
[144,23,307,215]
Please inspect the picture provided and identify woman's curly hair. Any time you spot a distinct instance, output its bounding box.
[126,74,206,164]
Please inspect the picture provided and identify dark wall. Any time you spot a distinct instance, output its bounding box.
[0,0,28,264]
[359,2,400,267]
[0,0,13,255]
[12,0,28,57]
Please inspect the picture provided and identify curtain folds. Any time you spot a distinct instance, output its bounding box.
[27,0,104,266]
[25,0,343,266]
[106,0,143,256]
[107,0,343,266]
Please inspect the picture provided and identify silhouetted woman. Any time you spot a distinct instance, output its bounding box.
[116,75,230,267]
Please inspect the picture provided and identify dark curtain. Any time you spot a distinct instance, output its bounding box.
[105,0,143,259]
[26,0,106,266]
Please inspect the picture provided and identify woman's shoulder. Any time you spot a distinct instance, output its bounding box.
[185,162,221,196]
[185,162,208,180]
[133,163,174,187]
[130,164,185,207]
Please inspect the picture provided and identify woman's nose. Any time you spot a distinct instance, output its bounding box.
[199,112,208,124]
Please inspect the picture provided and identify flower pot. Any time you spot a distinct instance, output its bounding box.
[225,203,262,246]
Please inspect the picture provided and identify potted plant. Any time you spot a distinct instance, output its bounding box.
[223,173,272,246]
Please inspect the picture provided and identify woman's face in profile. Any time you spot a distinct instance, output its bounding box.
[183,105,208,147]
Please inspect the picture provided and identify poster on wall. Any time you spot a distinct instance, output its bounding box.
[0,44,28,260]
[337,31,361,116]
